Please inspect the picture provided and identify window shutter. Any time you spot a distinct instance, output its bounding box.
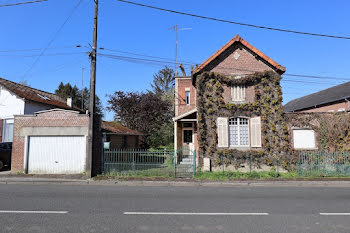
[250,117,262,147]
[217,117,228,147]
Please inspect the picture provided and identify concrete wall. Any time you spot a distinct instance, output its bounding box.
[12,110,90,173]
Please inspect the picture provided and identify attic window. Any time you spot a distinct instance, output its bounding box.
[37,94,50,101]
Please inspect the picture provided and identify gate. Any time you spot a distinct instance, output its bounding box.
[103,148,196,177]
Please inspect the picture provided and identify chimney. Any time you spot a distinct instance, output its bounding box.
[66,97,73,108]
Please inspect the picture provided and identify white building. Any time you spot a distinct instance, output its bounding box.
[0,77,78,142]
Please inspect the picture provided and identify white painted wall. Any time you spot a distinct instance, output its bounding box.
[0,85,25,119]
[24,101,55,115]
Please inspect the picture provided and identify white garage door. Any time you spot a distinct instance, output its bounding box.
[28,136,86,174]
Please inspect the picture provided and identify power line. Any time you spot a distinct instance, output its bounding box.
[0,45,82,53]
[22,0,84,78]
[99,47,196,65]
[117,0,350,40]
[0,52,87,57]
[98,48,350,83]
[0,0,47,7]
[98,53,194,66]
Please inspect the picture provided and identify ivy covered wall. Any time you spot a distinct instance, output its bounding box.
[196,71,292,169]
[285,113,350,152]
[195,70,350,171]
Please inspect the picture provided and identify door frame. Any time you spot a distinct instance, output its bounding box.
[182,122,194,150]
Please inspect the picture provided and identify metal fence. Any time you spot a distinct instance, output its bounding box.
[103,148,196,177]
[298,151,350,176]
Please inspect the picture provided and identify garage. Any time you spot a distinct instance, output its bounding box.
[27,136,86,174]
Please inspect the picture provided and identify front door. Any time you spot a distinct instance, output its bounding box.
[182,124,194,155]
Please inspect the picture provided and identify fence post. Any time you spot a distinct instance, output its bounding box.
[132,149,136,172]
[173,150,176,178]
[193,150,196,176]
[298,152,301,176]
[249,153,252,175]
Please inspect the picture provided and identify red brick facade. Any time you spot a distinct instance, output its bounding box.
[175,78,197,116]
[301,101,349,113]
[12,110,89,173]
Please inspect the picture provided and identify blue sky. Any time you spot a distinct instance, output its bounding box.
[1,0,350,120]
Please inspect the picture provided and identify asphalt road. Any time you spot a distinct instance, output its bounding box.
[0,184,350,233]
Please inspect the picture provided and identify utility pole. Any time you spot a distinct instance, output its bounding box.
[169,24,191,75]
[87,0,98,177]
[81,67,85,110]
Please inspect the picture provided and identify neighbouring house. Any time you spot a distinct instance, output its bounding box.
[174,34,286,170]
[0,77,80,143]
[11,109,102,175]
[284,81,350,113]
[102,121,143,149]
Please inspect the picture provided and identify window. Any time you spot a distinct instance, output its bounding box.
[229,117,249,146]
[338,108,346,112]
[185,91,190,106]
[183,130,193,143]
[231,85,246,102]
[3,119,14,142]
[293,129,316,149]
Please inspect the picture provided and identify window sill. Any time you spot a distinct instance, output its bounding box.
[229,146,250,151]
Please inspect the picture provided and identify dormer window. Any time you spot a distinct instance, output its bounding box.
[231,85,245,102]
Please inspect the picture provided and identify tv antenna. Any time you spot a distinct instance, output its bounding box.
[169,24,191,75]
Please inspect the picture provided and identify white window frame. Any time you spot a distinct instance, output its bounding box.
[231,85,246,102]
[185,91,190,106]
[2,118,14,142]
[228,117,249,147]
[338,108,346,112]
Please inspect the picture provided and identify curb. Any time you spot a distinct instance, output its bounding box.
[2,178,350,187]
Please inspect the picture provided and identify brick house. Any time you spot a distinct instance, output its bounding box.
[0,77,79,143]
[174,34,286,167]
[284,81,350,113]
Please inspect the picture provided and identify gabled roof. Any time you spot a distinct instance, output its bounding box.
[102,121,143,136]
[0,77,80,111]
[284,81,350,112]
[193,34,286,76]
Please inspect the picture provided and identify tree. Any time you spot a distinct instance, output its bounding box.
[107,91,171,148]
[149,67,176,148]
[55,82,104,116]
[150,66,175,99]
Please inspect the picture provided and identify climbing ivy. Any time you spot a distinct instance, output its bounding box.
[196,71,291,169]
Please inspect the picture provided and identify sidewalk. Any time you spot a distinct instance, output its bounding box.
[1,176,350,187]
